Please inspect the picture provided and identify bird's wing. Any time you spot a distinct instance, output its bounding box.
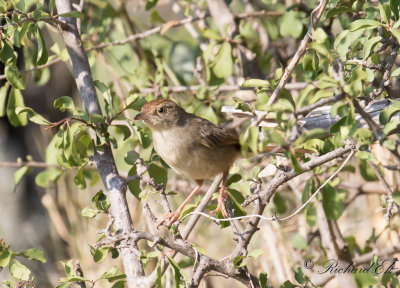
[197,118,239,149]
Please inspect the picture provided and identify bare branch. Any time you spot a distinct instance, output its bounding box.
[54,0,145,286]
[368,161,399,221]
[251,0,329,128]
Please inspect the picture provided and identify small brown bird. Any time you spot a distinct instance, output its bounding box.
[134,99,241,226]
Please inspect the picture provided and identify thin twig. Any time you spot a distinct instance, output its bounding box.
[181,150,355,223]
[250,0,329,130]
[368,160,398,221]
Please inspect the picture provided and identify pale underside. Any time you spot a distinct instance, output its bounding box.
[152,127,240,180]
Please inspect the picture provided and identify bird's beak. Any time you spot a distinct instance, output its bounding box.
[134,112,144,120]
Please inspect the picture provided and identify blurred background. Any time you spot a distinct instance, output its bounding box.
[1,0,400,287]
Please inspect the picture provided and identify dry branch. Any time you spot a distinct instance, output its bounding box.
[223,99,400,133]
[54,1,145,286]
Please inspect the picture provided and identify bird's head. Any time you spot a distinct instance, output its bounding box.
[134,99,187,130]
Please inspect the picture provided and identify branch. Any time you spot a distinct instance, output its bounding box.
[244,143,356,206]
[54,1,145,286]
[181,147,355,225]
[352,99,382,140]
[370,44,399,99]
[126,231,260,288]
[251,0,329,128]
[137,82,311,95]
[295,93,345,117]
[0,9,282,81]
[368,161,398,221]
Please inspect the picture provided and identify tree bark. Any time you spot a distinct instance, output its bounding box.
[54,1,145,286]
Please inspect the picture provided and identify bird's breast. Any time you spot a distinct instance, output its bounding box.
[151,128,237,180]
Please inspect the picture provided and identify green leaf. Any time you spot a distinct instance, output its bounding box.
[334,29,364,61]
[134,126,152,149]
[100,266,126,282]
[303,50,319,71]
[343,67,367,97]
[35,168,63,187]
[294,128,326,145]
[124,151,139,165]
[74,165,87,189]
[294,267,307,284]
[7,88,27,127]
[354,271,378,287]
[81,207,100,218]
[20,248,46,263]
[322,184,343,220]
[326,6,353,18]
[280,280,297,288]
[290,233,307,250]
[13,165,29,192]
[379,100,400,124]
[0,39,14,63]
[0,82,9,117]
[391,0,400,20]
[149,10,165,23]
[49,0,56,14]
[36,25,48,65]
[5,66,25,89]
[148,164,167,186]
[15,107,50,125]
[259,272,268,288]
[92,190,110,211]
[390,27,400,44]
[289,151,302,173]
[226,173,242,186]
[90,246,109,263]
[111,281,125,288]
[233,97,253,113]
[383,119,399,138]
[305,204,317,226]
[54,96,77,113]
[280,11,303,38]
[242,79,270,88]
[113,124,132,141]
[392,67,400,77]
[350,19,383,31]
[145,0,158,10]
[0,249,14,267]
[379,4,391,24]
[202,28,223,40]
[19,22,30,46]
[232,255,247,267]
[167,256,187,288]
[393,191,400,205]
[94,80,112,116]
[248,249,264,259]
[128,166,141,199]
[212,42,233,79]
[57,11,84,18]
[363,36,382,59]
[9,259,30,281]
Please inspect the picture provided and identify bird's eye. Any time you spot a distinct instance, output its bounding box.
[157,107,166,114]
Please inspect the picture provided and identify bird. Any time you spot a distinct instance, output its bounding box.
[134,99,241,226]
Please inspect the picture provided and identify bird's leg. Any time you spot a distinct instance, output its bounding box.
[157,180,204,227]
[210,172,229,218]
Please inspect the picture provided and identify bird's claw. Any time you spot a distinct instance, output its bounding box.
[157,211,181,227]
[210,194,229,218]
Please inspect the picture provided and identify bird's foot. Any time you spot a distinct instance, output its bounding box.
[157,211,181,227]
[210,193,229,218]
